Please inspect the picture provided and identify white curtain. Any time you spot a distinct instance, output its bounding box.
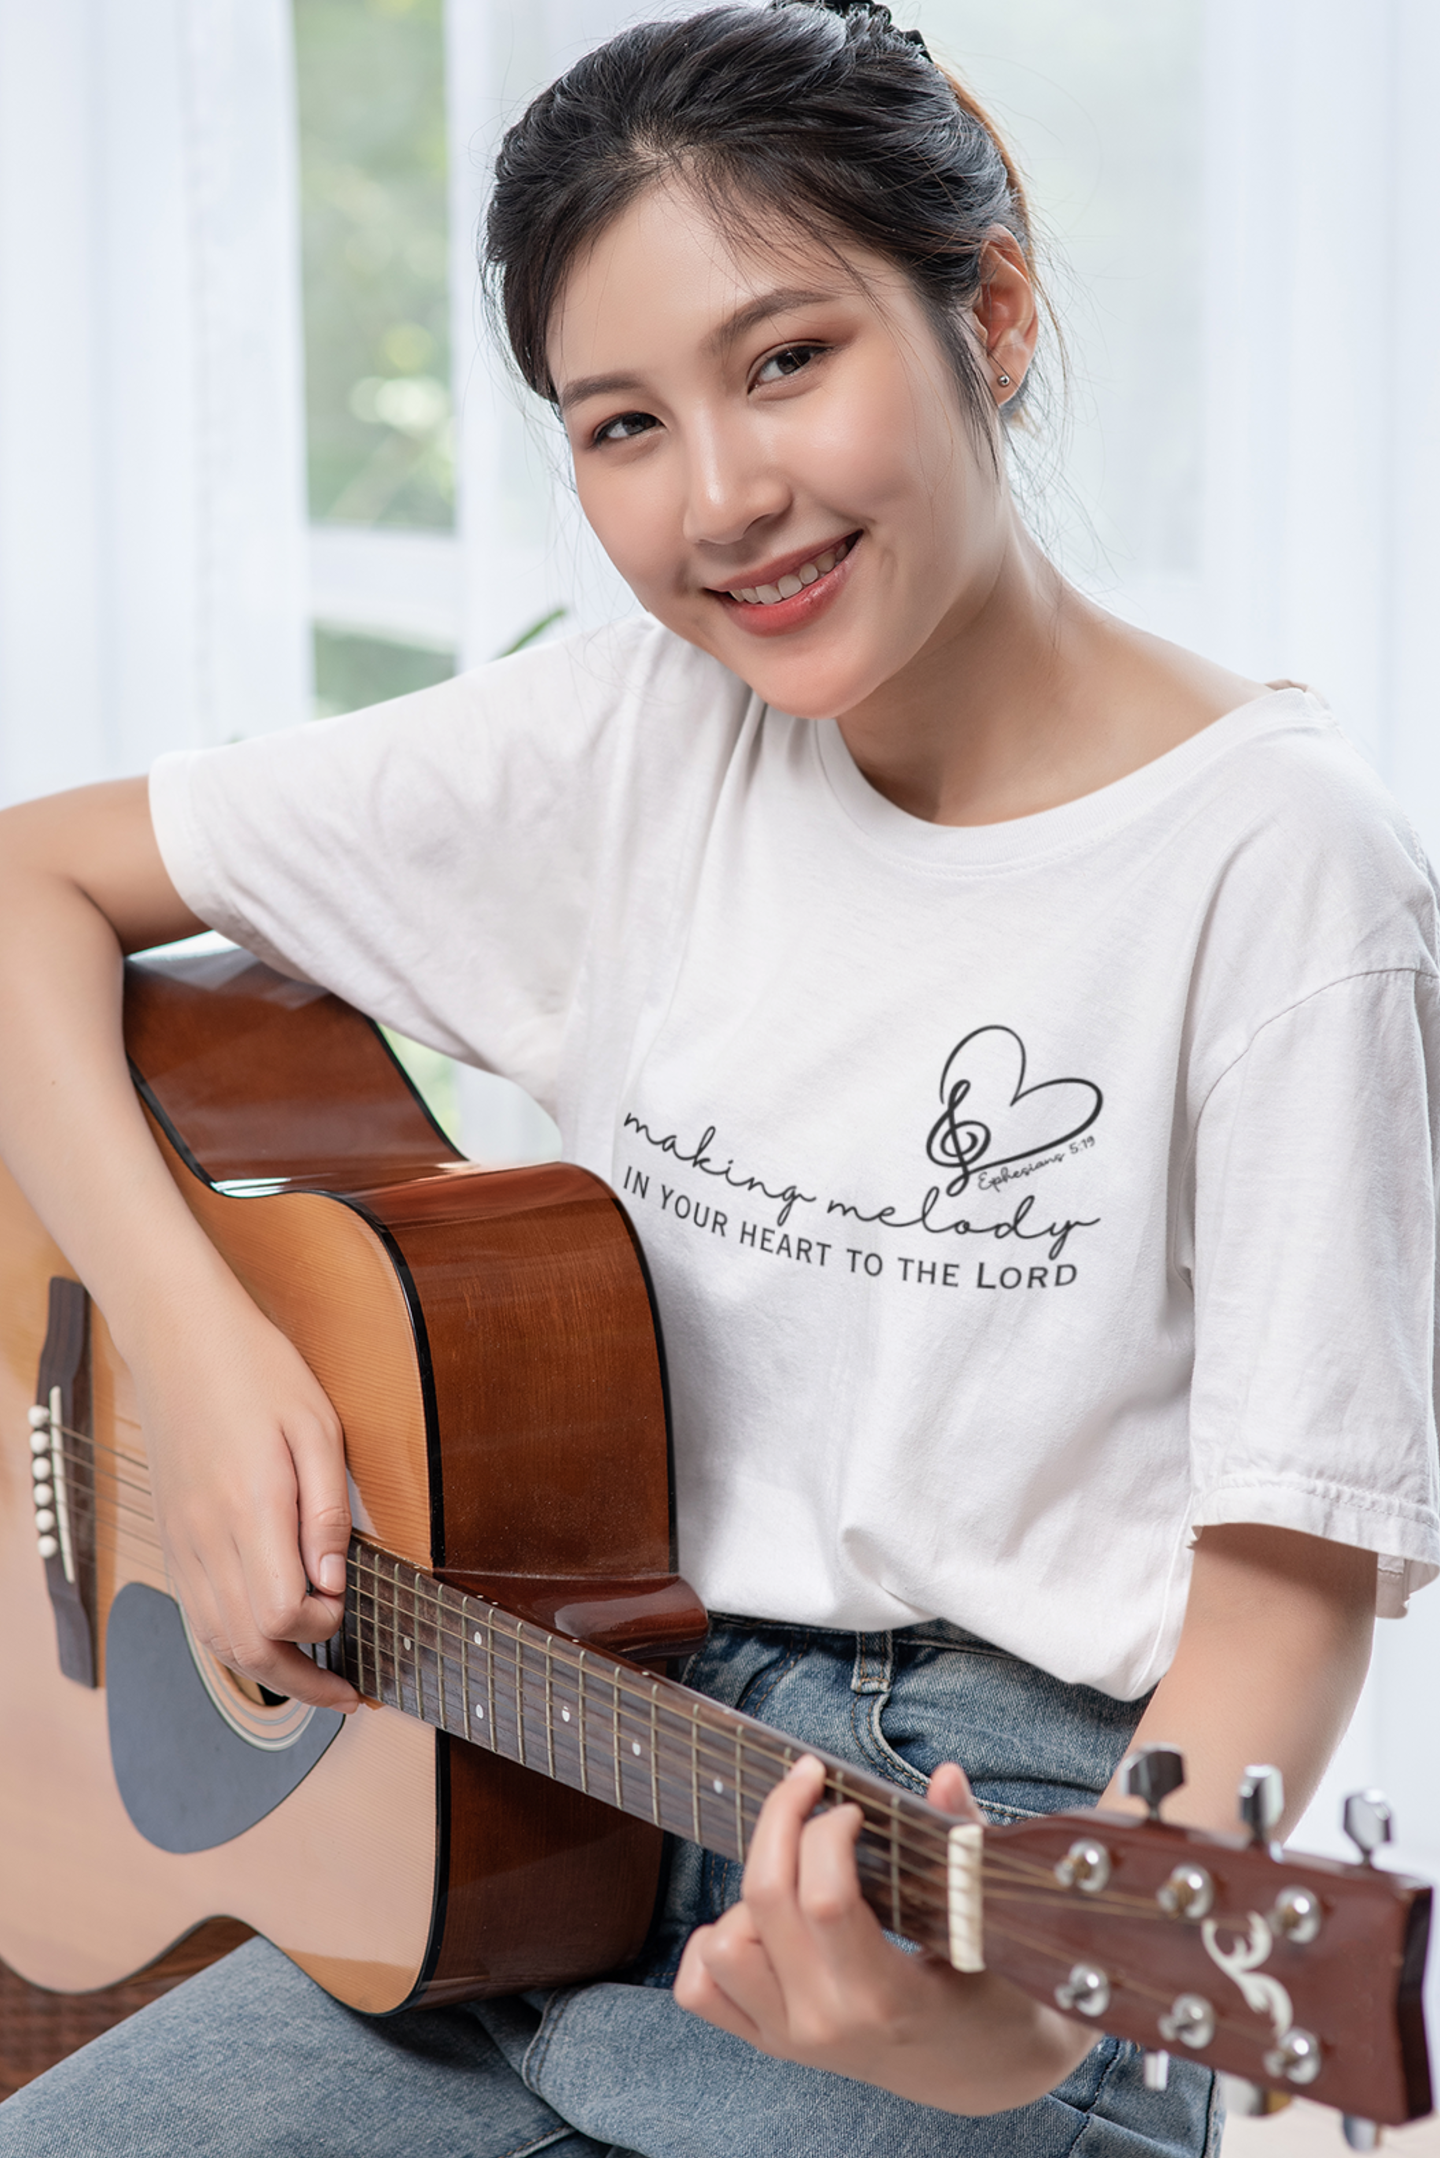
[0,0,310,807]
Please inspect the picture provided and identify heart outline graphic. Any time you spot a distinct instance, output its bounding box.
[925,1026,1102,1193]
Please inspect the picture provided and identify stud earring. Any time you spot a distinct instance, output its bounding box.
[997,372,1012,388]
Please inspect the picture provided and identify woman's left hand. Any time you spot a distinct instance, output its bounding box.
[673,1755,1095,2116]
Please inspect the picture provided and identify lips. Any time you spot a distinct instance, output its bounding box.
[708,532,861,638]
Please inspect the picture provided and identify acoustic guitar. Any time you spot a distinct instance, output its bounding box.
[0,951,1430,2131]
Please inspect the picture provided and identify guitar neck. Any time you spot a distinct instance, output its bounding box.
[317,1535,963,1962]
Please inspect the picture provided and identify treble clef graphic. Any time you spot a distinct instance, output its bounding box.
[1201,1913,1295,2042]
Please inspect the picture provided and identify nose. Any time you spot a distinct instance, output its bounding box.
[680,408,790,552]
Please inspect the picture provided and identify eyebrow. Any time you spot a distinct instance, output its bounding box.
[556,286,841,412]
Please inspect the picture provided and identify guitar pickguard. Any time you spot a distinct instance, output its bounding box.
[105,1583,343,1854]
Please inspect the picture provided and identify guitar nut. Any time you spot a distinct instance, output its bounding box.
[1158,1992,1217,2049]
[1270,1885,1323,1945]
[1156,1863,1215,1920]
[1265,2027,1323,2085]
[1054,1838,1112,1893]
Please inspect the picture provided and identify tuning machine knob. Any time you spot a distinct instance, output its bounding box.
[1264,2025,1323,2086]
[1054,1965,1110,2018]
[1270,1883,1322,1945]
[1238,1763,1284,1848]
[1344,1790,1393,1866]
[1054,1837,1111,1893]
[1156,1862,1214,1920]
[1158,1993,1216,2050]
[1122,1744,1185,1822]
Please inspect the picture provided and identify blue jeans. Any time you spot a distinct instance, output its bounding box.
[0,1617,1223,2158]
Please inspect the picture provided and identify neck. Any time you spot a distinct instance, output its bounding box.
[836,525,1259,827]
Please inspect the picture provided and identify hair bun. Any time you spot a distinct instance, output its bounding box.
[794,0,934,63]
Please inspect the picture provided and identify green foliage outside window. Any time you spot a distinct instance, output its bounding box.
[293,0,453,531]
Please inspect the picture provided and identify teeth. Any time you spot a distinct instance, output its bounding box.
[728,536,852,604]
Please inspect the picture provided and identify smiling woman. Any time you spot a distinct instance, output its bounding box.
[0,1,1436,2154]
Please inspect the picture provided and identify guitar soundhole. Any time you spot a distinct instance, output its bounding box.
[177,1609,316,1752]
[223,1670,291,1712]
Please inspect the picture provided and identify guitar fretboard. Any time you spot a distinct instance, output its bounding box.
[317,1536,959,1959]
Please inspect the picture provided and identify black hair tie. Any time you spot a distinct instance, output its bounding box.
[803,0,936,63]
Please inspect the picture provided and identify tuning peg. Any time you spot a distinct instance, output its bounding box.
[1343,1791,1393,1866]
[1238,1764,1284,1847]
[1122,1744,1186,1822]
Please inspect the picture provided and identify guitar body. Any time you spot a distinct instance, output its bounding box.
[0,950,693,2014]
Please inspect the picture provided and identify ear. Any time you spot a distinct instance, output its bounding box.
[970,229,1040,406]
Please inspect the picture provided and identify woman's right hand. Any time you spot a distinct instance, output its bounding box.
[0,777,359,1712]
[129,1280,360,1711]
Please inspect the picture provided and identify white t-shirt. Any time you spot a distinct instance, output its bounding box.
[150,618,1440,1700]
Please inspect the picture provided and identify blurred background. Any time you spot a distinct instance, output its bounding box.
[2,0,1439,1953]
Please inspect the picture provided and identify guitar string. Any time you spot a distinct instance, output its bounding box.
[338,1553,1158,1907]
[23,1518,1274,1945]
[28,1434,156,1507]
[336,1575,970,1896]
[31,1476,969,1894]
[336,1588,1080,1909]
[29,1460,1242,1925]
[22,1444,1191,1893]
[25,1504,1117,1916]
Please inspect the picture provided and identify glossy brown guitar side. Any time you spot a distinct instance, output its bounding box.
[0,948,700,2014]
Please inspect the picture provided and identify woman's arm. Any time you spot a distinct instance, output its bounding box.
[0,782,356,1709]
[674,1522,1377,2113]
[1099,1522,1375,1835]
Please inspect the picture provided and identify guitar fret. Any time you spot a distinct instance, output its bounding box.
[390,1558,403,1714]
[435,1580,447,1731]
[690,1699,702,1842]
[485,1609,497,1751]
[459,1595,470,1740]
[412,1572,424,1723]
[612,1667,623,1810]
[734,1727,745,1859]
[577,1651,589,1794]
[649,1681,660,1825]
[513,1619,526,1767]
[544,1639,555,1781]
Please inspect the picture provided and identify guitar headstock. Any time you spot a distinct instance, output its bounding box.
[983,1751,1432,2127]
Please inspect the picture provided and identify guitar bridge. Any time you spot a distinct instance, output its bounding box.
[30,1277,98,1687]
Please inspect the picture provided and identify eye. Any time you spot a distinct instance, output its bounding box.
[754,342,827,386]
[593,410,659,446]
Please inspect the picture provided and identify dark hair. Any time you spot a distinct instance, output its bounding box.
[483,0,1043,442]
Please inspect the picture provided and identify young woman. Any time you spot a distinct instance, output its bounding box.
[0,2,1434,2151]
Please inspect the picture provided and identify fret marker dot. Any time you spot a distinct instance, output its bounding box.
[632,1740,642,1756]
[474,1632,483,1645]
[403,1637,412,1651]
[713,1779,724,1794]
[561,1707,571,1721]
[474,1704,485,1720]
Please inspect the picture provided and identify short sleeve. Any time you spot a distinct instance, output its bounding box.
[1187,968,1440,1614]
[148,621,733,1114]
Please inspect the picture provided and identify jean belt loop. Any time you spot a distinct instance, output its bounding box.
[851,1629,894,1697]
